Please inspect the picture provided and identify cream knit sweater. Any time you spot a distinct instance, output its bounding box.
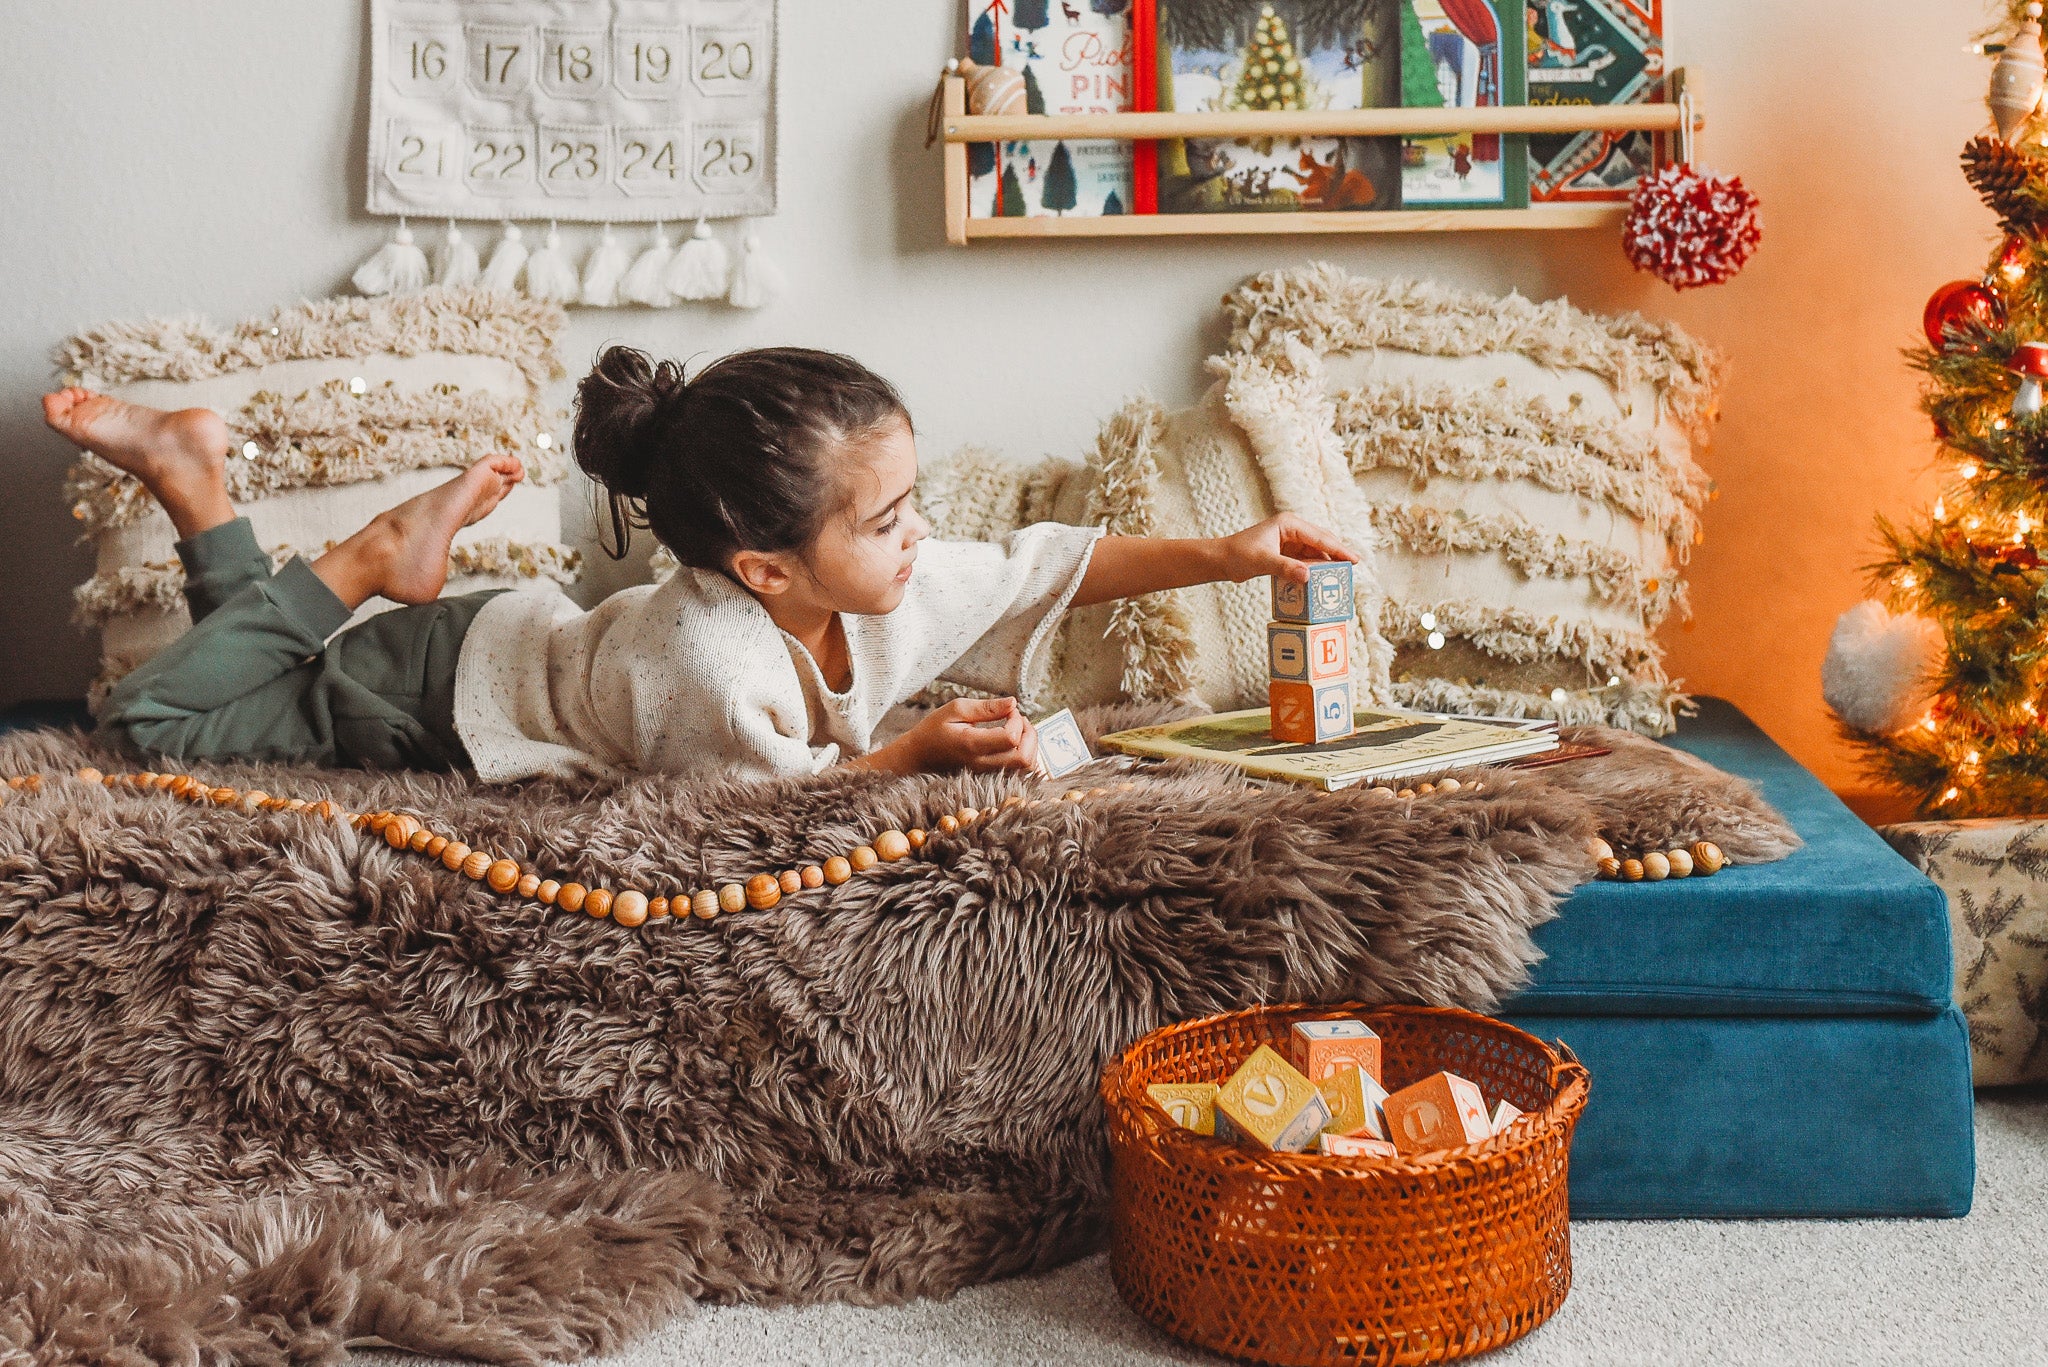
[452,523,1103,784]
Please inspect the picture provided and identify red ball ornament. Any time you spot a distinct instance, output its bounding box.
[1924,280,2008,350]
[1622,162,1763,290]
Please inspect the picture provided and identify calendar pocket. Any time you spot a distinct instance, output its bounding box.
[538,124,610,198]
[464,125,537,196]
[613,27,684,101]
[384,120,462,189]
[692,122,764,195]
[614,127,687,196]
[389,24,462,100]
[538,28,608,100]
[464,24,535,98]
[689,26,766,98]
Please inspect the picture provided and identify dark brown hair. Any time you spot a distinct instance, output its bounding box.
[572,345,911,567]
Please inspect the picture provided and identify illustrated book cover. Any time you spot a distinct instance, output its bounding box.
[1525,0,1664,202]
[966,0,1135,219]
[1097,706,1559,790]
[1397,0,1528,209]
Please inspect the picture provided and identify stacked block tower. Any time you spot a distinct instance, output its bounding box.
[1268,562,1356,744]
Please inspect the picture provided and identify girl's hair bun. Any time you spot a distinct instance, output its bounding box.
[573,345,685,502]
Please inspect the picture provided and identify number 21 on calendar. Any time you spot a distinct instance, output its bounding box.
[385,121,459,187]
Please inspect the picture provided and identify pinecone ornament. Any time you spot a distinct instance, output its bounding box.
[1963,135,2046,231]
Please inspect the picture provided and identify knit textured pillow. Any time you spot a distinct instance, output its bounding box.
[55,288,580,712]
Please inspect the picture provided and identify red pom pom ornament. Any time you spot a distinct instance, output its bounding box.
[1622,163,1764,290]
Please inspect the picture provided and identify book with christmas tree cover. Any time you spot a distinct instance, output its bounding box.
[1525,0,1664,202]
[1134,0,1404,215]
[1096,705,1559,791]
[1398,0,1528,209]
[966,0,1135,219]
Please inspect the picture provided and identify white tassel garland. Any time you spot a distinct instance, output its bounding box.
[618,223,676,307]
[478,223,529,294]
[350,218,431,296]
[666,217,731,301]
[434,220,480,288]
[579,225,631,307]
[725,228,786,310]
[523,223,580,303]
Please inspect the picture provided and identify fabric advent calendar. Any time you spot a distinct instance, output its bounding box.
[367,0,777,223]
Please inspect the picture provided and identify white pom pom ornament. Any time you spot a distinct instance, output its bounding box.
[1822,600,1945,735]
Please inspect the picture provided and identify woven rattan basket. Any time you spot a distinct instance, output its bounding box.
[1102,1003,1589,1367]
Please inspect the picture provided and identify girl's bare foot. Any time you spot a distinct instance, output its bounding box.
[43,387,235,539]
[312,455,526,609]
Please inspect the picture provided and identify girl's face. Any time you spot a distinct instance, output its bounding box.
[797,413,930,616]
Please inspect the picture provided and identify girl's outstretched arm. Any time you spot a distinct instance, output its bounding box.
[1069,513,1357,608]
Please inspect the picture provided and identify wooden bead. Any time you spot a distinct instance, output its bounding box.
[1418,783,1436,795]
[1437,777,1461,794]
[350,814,371,830]
[746,873,781,910]
[1666,848,1694,878]
[286,797,309,811]
[440,842,471,871]
[849,846,879,872]
[461,851,494,881]
[238,787,267,808]
[1620,858,1645,882]
[426,836,449,858]
[692,889,720,920]
[937,814,960,834]
[1062,790,1085,803]
[154,774,178,790]
[778,870,802,894]
[875,830,911,862]
[957,807,980,823]
[385,817,418,849]
[537,879,561,905]
[1369,787,1397,799]
[1692,841,1726,874]
[516,873,541,898]
[1642,851,1671,881]
[1587,837,1615,863]
[1597,857,1622,879]
[718,883,746,914]
[1398,789,1415,800]
[557,882,587,913]
[906,829,927,849]
[801,865,825,888]
[613,891,649,926]
[210,787,239,806]
[647,896,670,920]
[583,888,614,920]
[486,859,521,892]
[408,828,435,852]
[823,856,852,885]
[310,800,337,820]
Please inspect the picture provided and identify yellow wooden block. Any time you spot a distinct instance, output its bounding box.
[1216,1045,1330,1153]
[1317,1065,1390,1140]
[1146,1082,1219,1135]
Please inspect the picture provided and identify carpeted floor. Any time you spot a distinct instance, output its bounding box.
[361,1092,2047,1367]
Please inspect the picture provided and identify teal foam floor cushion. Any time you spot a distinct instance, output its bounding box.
[1508,698,1974,1218]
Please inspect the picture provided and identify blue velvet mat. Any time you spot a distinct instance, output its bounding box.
[1510,698,1955,1017]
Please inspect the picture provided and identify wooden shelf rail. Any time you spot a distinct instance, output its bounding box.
[939,69,1696,243]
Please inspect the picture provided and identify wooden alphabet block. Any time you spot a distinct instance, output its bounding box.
[1146,1082,1219,1135]
[1312,680,1353,742]
[1268,622,1348,684]
[1318,1132,1399,1159]
[1289,1018,1383,1083]
[1272,561,1354,624]
[1269,680,1318,743]
[1384,1070,1493,1155]
[1317,1065,1391,1140]
[1216,1045,1331,1153]
[1490,1099,1526,1136]
[1032,707,1093,779]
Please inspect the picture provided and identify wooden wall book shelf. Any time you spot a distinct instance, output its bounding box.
[938,70,1697,244]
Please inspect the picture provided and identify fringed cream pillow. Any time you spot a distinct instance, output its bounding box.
[56,288,581,712]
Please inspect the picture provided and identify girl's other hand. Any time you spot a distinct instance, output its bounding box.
[871,696,1040,775]
[1221,514,1358,584]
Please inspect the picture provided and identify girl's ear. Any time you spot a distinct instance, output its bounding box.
[730,549,794,597]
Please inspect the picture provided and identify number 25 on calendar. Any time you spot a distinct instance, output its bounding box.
[693,125,762,193]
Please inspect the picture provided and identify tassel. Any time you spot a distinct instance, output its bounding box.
[434,220,480,288]
[666,217,732,301]
[523,222,580,303]
[726,228,786,310]
[478,223,529,294]
[579,225,631,307]
[350,217,431,296]
[618,223,676,307]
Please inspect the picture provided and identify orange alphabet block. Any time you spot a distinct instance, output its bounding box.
[1288,1018,1383,1083]
[1384,1070,1493,1155]
[1490,1099,1526,1136]
[1269,680,1318,744]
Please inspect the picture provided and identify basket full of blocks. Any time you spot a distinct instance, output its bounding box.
[1101,1003,1590,1366]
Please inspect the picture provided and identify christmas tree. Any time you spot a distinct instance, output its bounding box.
[1226,5,1307,113]
[999,163,1029,216]
[1042,142,1079,213]
[1838,4,2048,816]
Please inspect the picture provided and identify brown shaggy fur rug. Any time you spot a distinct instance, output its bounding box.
[0,708,1794,1365]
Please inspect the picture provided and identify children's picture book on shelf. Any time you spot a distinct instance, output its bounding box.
[1096,705,1559,791]
[1398,0,1528,209]
[1525,0,1663,201]
[966,0,1135,219]
[1135,0,1402,215]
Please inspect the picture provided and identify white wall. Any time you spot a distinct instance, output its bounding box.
[0,1,1999,797]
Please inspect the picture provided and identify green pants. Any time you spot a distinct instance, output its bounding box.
[97,517,505,772]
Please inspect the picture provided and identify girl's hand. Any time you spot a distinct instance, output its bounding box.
[1220,514,1358,585]
[862,697,1040,775]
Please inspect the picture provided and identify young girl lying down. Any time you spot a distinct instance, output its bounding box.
[43,346,1355,783]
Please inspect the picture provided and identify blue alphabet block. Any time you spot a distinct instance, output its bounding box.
[1314,680,1353,742]
[1272,561,1354,625]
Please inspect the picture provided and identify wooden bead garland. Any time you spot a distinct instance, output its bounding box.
[1588,836,1727,882]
